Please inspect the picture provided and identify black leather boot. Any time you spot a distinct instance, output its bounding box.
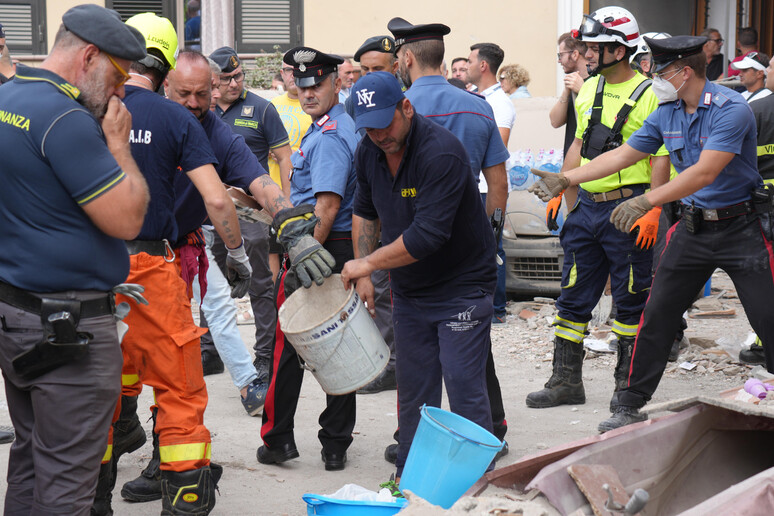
[121,408,160,503]
[161,467,217,515]
[610,336,635,412]
[526,336,585,408]
[91,457,117,516]
[113,395,147,461]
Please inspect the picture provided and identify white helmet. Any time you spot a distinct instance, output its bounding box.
[631,32,671,64]
[577,6,641,49]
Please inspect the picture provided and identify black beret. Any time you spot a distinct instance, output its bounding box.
[388,17,450,52]
[283,46,344,88]
[62,4,146,61]
[647,35,708,73]
[354,36,395,62]
[209,46,241,73]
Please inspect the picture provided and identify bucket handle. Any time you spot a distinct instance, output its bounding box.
[295,293,353,373]
[422,405,503,449]
[301,494,325,506]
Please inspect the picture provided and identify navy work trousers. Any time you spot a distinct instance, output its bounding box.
[260,233,356,455]
[556,187,653,338]
[620,213,774,407]
[392,288,494,475]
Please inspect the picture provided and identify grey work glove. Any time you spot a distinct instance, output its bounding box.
[272,204,336,288]
[226,240,253,298]
[528,168,571,202]
[112,283,149,305]
[610,195,653,233]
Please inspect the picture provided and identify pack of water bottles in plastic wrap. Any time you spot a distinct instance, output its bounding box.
[507,148,565,235]
[507,148,563,191]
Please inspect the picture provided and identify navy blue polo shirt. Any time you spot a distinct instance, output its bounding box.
[405,75,510,174]
[353,112,496,298]
[215,89,289,171]
[627,80,762,208]
[124,86,217,242]
[0,65,129,292]
[174,110,265,242]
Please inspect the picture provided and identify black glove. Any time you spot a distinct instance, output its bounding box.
[225,240,252,298]
[272,204,336,288]
[490,208,504,243]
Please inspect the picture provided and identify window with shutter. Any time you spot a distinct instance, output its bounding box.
[235,0,302,53]
[0,0,46,55]
[105,0,177,25]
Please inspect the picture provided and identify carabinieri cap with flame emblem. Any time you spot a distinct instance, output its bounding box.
[283,46,344,88]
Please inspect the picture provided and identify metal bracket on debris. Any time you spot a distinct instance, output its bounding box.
[603,484,649,514]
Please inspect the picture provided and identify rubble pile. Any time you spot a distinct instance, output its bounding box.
[491,271,756,384]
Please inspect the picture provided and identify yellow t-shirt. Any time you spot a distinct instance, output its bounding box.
[268,93,312,186]
[574,72,667,193]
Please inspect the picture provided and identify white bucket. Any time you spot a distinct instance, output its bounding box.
[278,274,389,395]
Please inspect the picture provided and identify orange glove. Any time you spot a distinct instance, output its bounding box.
[630,207,662,249]
[546,191,564,231]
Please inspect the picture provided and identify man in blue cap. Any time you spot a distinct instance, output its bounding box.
[342,71,497,480]
[0,4,149,513]
[531,35,774,432]
[387,15,511,461]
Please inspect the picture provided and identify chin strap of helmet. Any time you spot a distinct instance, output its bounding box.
[138,52,171,92]
[587,43,630,76]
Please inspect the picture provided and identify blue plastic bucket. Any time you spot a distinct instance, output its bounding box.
[399,405,503,509]
[302,494,407,515]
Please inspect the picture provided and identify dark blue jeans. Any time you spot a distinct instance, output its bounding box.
[480,193,507,317]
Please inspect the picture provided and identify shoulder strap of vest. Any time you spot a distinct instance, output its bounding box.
[610,78,652,135]
[590,76,606,124]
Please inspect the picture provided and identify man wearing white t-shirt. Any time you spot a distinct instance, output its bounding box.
[468,42,515,325]
[731,52,772,104]
[468,43,516,146]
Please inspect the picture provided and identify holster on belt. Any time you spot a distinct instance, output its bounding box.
[12,298,92,379]
[662,201,681,226]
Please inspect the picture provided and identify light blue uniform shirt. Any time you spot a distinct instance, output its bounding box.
[404,75,510,175]
[627,80,762,209]
[289,103,358,231]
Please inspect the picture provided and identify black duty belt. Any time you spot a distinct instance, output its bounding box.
[0,281,114,318]
[582,185,645,203]
[683,201,753,221]
[125,239,171,256]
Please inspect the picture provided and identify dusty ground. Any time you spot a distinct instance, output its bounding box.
[0,271,757,515]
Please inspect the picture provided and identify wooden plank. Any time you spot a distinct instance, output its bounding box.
[567,464,629,516]
[688,309,736,318]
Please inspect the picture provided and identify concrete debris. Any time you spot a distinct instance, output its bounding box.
[399,488,558,515]
[519,309,538,320]
[689,337,717,349]
[692,297,723,312]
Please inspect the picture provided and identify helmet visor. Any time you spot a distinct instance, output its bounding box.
[579,14,627,42]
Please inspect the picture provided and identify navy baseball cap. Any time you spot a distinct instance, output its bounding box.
[0,23,5,39]
[353,71,405,131]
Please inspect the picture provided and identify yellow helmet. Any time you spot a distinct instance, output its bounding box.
[125,12,178,71]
